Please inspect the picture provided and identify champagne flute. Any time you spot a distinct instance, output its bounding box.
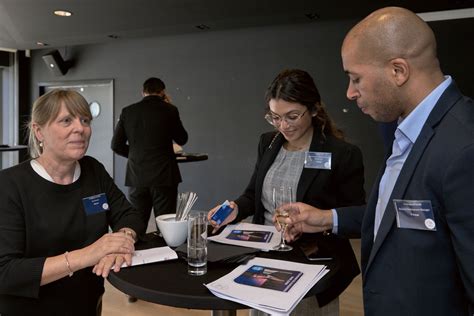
[273,186,293,251]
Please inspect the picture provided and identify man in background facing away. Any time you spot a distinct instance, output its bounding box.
[112,77,188,228]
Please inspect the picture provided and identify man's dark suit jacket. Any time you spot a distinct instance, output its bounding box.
[235,129,366,307]
[111,95,188,188]
[338,83,474,315]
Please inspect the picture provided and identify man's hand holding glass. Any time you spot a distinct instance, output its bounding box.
[274,202,335,242]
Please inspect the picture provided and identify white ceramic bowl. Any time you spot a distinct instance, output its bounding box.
[155,214,188,247]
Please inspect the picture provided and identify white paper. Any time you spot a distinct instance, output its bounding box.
[205,257,329,315]
[120,246,178,268]
[208,223,282,251]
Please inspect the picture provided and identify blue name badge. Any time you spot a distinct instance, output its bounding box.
[393,199,436,231]
[304,152,332,170]
[82,193,109,215]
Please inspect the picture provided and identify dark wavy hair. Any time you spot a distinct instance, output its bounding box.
[265,69,344,140]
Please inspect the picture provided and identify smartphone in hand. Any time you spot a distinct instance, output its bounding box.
[211,200,233,225]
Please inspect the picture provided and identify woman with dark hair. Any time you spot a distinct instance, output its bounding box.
[208,69,365,315]
[0,89,145,315]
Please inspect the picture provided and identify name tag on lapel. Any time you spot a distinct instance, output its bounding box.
[82,193,109,215]
[304,152,332,170]
[393,199,436,231]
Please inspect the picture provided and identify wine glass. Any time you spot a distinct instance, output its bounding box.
[273,186,293,251]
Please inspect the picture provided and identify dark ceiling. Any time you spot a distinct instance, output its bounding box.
[0,0,473,50]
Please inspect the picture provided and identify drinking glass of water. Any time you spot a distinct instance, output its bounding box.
[187,212,208,275]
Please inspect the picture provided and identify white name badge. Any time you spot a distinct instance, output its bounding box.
[304,152,332,170]
[393,199,436,231]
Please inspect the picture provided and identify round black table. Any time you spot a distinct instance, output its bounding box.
[108,235,244,315]
[108,233,352,315]
[176,153,208,163]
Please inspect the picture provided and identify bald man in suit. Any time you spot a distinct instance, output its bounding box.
[280,7,474,316]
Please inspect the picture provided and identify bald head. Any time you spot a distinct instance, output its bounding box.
[341,7,446,121]
[343,7,439,71]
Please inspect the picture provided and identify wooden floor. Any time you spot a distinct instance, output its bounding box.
[102,239,363,316]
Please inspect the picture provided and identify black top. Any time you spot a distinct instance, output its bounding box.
[0,156,145,315]
[233,130,366,306]
[111,95,188,188]
[108,234,349,310]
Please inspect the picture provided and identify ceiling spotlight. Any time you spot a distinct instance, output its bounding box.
[36,42,48,46]
[305,13,320,20]
[195,24,210,30]
[54,10,73,17]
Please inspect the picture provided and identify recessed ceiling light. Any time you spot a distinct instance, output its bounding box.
[36,42,48,46]
[54,10,73,17]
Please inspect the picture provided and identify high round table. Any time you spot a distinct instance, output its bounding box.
[176,152,208,163]
[108,233,356,316]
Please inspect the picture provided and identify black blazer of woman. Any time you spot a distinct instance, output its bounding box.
[234,129,366,307]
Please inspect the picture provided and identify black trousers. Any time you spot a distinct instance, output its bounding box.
[128,186,178,227]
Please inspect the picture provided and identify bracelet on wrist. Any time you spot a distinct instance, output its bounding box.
[121,229,136,241]
[64,251,74,277]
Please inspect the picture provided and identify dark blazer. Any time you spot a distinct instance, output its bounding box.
[338,82,474,315]
[111,95,188,188]
[235,129,366,306]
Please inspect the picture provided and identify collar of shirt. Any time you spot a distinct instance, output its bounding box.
[30,159,81,183]
[397,75,452,144]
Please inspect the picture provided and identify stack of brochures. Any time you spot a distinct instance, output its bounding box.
[205,257,329,315]
[207,223,281,251]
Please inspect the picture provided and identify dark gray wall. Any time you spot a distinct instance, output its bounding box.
[430,18,474,98]
[29,17,473,211]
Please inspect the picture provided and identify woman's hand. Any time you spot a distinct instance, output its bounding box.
[79,231,135,268]
[92,253,133,278]
[207,201,239,234]
[40,231,136,285]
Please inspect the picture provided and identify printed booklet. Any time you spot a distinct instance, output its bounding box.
[208,223,281,251]
[226,230,273,243]
[205,257,329,315]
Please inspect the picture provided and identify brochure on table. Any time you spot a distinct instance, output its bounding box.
[121,246,178,267]
[205,257,329,315]
[208,223,282,251]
